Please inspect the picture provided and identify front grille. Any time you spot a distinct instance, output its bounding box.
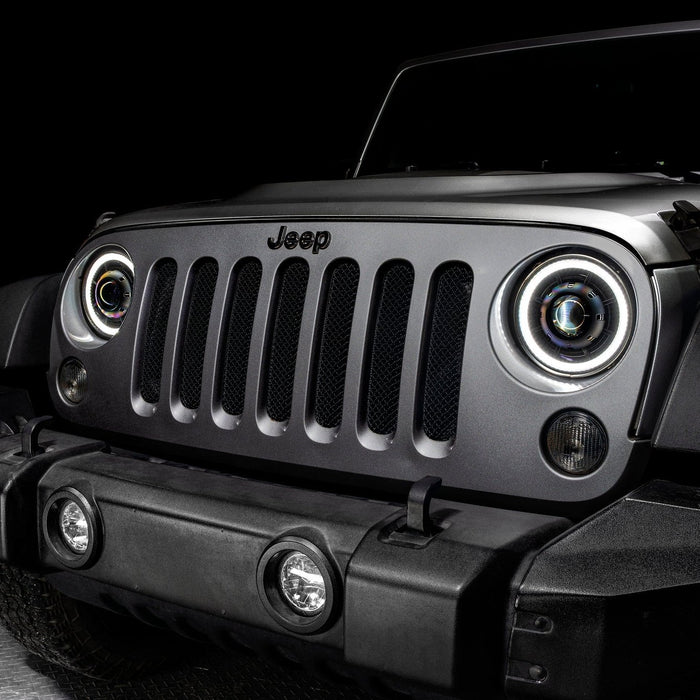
[56,219,647,505]
[135,248,473,451]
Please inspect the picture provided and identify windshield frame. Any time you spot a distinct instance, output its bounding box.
[353,21,700,179]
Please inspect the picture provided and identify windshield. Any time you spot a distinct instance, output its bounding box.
[357,31,699,177]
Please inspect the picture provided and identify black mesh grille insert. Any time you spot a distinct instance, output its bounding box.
[178,258,219,410]
[420,263,473,442]
[312,260,360,429]
[264,260,309,423]
[220,258,263,416]
[365,262,414,435]
[139,258,177,404]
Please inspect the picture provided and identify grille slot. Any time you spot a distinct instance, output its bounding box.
[419,262,473,442]
[219,258,263,416]
[364,262,415,436]
[263,259,310,423]
[312,260,360,429]
[178,258,219,410]
[139,258,177,404]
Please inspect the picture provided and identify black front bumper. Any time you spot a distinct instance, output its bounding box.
[1,429,698,699]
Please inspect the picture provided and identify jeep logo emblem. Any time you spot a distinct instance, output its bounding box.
[268,226,331,254]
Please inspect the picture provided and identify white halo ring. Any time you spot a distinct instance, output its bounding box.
[82,250,134,338]
[516,256,631,376]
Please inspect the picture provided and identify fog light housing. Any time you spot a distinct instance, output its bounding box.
[43,488,101,567]
[58,358,88,404]
[257,537,338,634]
[544,410,607,475]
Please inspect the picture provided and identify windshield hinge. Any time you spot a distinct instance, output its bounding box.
[663,200,700,260]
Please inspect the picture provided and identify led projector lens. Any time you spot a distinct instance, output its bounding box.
[58,358,87,404]
[514,254,633,376]
[278,551,327,615]
[59,500,90,553]
[544,411,608,475]
[81,248,134,338]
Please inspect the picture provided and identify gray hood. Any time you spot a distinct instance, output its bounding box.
[96,173,700,265]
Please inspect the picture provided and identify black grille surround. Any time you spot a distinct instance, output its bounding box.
[50,219,653,504]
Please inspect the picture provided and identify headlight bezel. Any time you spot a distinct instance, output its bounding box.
[60,244,135,349]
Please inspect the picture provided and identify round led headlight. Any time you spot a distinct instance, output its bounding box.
[513,254,634,376]
[81,248,134,338]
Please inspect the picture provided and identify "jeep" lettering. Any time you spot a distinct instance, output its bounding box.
[267,226,331,254]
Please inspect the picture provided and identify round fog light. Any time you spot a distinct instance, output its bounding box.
[59,500,90,553]
[544,410,607,475]
[43,488,101,568]
[257,537,339,634]
[279,552,327,615]
[58,358,87,404]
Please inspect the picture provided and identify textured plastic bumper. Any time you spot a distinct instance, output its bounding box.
[6,431,697,698]
[1,429,569,696]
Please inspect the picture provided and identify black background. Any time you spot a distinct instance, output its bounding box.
[9,11,695,283]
